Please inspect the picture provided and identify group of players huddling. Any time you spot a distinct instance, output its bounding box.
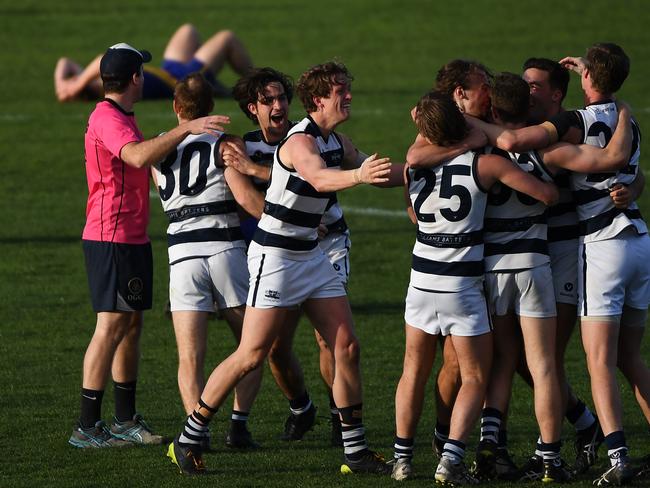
[70,39,650,486]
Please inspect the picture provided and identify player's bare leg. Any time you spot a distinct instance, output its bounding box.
[222,305,263,448]
[267,308,317,441]
[194,29,253,76]
[172,311,208,414]
[392,324,437,479]
[617,313,650,424]
[303,296,390,474]
[267,309,304,399]
[475,313,520,480]
[435,333,492,484]
[84,311,136,390]
[314,328,340,445]
[163,23,202,62]
[434,337,460,455]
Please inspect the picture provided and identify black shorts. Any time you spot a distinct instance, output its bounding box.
[83,240,153,312]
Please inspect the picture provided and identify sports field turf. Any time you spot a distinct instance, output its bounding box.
[2,1,650,486]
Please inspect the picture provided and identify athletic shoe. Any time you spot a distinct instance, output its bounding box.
[573,419,604,474]
[340,450,392,475]
[166,435,206,475]
[541,457,572,483]
[331,414,343,447]
[471,440,497,481]
[110,413,164,445]
[516,455,544,482]
[435,457,479,485]
[68,420,130,448]
[390,457,413,481]
[593,459,634,486]
[281,404,316,441]
[432,435,445,459]
[495,448,519,481]
[225,424,260,449]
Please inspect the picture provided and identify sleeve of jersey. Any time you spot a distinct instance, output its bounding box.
[547,111,582,140]
[99,112,143,158]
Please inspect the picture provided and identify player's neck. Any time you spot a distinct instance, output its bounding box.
[583,86,612,106]
[308,111,339,139]
[105,93,134,112]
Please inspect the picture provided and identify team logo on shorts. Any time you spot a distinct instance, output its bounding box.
[264,289,281,301]
[333,263,341,271]
[128,277,144,301]
[564,282,574,292]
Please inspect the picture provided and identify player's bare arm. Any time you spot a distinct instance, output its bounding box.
[611,171,645,209]
[218,142,265,218]
[478,153,559,206]
[222,139,272,181]
[121,115,230,168]
[540,103,632,174]
[403,164,417,225]
[282,133,391,192]
[406,128,486,169]
[224,167,265,219]
[466,115,559,153]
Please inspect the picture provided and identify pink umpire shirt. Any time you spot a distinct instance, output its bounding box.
[82,99,150,244]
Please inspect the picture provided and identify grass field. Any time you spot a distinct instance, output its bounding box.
[2,1,650,486]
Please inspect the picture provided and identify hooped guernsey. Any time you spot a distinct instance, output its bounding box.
[550,101,645,242]
[152,131,245,265]
[244,126,349,238]
[252,115,346,259]
[408,150,488,292]
[484,147,554,272]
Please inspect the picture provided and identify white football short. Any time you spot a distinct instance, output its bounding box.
[549,239,578,305]
[578,229,650,317]
[169,248,248,312]
[485,263,557,318]
[320,231,351,285]
[247,248,346,308]
[404,282,492,337]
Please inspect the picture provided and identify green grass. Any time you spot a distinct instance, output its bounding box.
[2,0,650,486]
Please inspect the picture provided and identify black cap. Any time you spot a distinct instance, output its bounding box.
[100,43,152,81]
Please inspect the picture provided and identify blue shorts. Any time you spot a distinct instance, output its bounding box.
[142,58,218,99]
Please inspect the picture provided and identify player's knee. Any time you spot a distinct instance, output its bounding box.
[268,342,291,369]
[334,337,360,366]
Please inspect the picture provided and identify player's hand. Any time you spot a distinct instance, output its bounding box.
[317,223,328,240]
[615,99,631,115]
[223,142,257,175]
[187,115,230,135]
[464,126,488,150]
[610,183,633,209]
[559,56,586,74]
[357,153,391,184]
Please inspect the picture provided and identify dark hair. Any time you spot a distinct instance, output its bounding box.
[174,73,214,120]
[232,67,294,124]
[522,57,570,102]
[585,43,629,94]
[435,59,492,96]
[415,91,468,146]
[103,77,132,94]
[490,72,530,124]
[296,61,354,113]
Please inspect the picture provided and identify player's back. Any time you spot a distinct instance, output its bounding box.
[153,132,244,264]
[408,150,487,292]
